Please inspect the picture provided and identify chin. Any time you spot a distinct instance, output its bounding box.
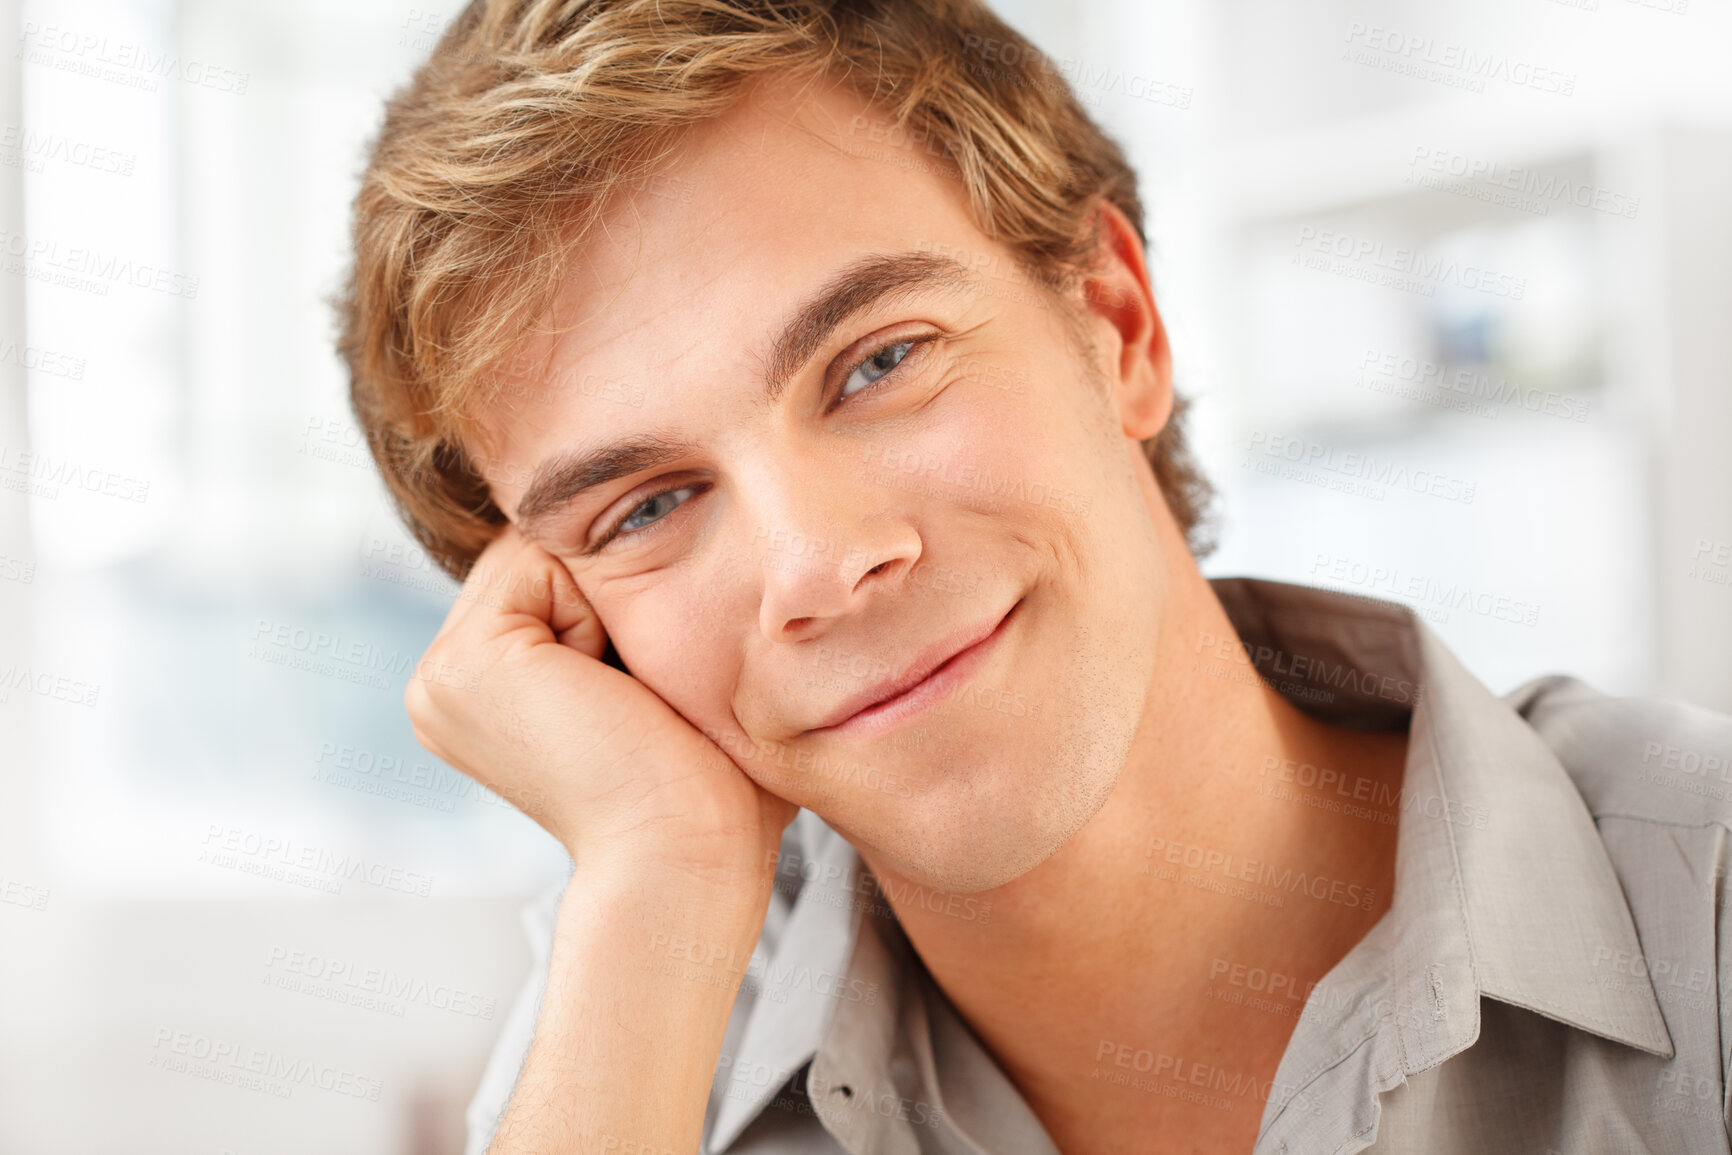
[840,697,1138,896]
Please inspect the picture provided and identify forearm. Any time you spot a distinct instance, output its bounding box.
[488,861,771,1155]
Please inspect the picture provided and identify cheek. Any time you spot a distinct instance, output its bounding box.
[594,583,736,720]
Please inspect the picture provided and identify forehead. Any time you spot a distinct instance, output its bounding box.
[473,74,997,507]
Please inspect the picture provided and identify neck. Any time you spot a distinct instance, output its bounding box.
[856,561,1408,1153]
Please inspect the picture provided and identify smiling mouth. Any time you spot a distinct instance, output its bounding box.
[808,598,1022,736]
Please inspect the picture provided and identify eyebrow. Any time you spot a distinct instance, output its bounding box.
[513,250,980,543]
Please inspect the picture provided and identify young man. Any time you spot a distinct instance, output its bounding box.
[338,2,1732,1152]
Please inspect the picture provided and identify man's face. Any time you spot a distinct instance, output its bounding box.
[474,75,1176,893]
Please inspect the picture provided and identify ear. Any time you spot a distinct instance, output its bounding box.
[1077,200,1174,442]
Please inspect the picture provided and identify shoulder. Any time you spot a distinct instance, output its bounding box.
[1506,676,1732,1138]
[1505,673,1732,831]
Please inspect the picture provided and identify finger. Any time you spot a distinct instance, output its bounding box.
[531,545,602,647]
[555,608,608,661]
[470,529,609,662]
[426,527,523,646]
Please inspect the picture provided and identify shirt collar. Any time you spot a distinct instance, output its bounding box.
[707,809,867,1153]
[1211,578,1672,1056]
[710,578,1674,1155]
[1219,579,1675,1151]
[1406,605,1673,1057]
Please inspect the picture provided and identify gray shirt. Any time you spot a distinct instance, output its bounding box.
[467,578,1732,1154]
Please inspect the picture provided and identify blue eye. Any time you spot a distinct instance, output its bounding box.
[840,340,916,400]
[619,485,699,533]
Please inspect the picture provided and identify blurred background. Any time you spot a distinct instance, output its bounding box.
[0,0,1728,1150]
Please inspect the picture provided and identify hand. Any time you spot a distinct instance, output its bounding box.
[405,527,796,880]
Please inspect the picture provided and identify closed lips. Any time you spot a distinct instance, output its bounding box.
[808,600,1018,732]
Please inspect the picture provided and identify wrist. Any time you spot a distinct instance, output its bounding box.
[565,846,777,934]
[567,808,789,890]
[554,856,774,1014]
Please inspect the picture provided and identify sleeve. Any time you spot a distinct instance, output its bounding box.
[464,876,571,1155]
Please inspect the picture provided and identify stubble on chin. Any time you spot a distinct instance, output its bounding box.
[861,640,1142,896]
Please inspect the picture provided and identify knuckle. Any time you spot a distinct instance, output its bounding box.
[404,677,435,723]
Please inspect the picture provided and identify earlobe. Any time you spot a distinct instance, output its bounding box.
[1121,363,1173,441]
[1080,201,1173,442]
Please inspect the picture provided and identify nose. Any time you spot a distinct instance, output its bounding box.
[750,469,923,643]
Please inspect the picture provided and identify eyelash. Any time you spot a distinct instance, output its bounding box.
[827,333,933,412]
[587,334,936,553]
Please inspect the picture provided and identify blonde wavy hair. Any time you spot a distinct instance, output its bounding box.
[337,0,1214,581]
